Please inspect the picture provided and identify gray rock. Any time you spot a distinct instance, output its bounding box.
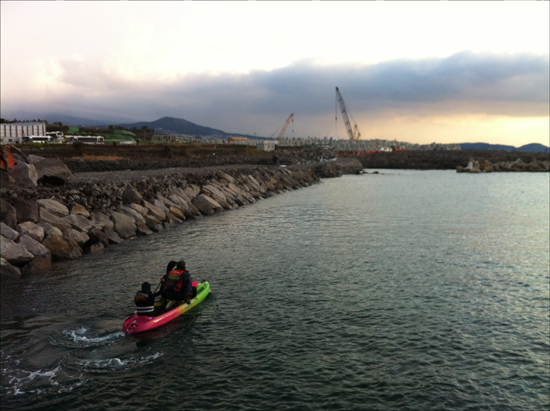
[143,214,162,230]
[90,211,114,230]
[9,162,38,188]
[0,199,17,229]
[103,226,123,244]
[168,194,189,212]
[170,188,192,204]
[192,194,223,216]
[143,201,166,222]
[1,237,34,266]
[34,158,73,185]
[63,214,93,233]
[39,208,72,231]
[12,198,39,223]
[88,227,111,247]
[37,222,63,238]
[121,184,143,204]
[18,234,51,260]
[118,205,145,223]
[110,210,137,239]
[1,222,19,241]
[153,199,170,214]
[127,203,149,216]
[1,258,21,277]
[37,199,69,217]
[136,221,154,235]
[62,228,90,246]
[16,221,45,242]
[27,154,46,165]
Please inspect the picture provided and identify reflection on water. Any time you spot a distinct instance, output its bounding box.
[1,170,549,410]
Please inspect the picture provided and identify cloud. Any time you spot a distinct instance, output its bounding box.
[3,51,548,136]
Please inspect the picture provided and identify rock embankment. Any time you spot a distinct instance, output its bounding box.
[1,161,322,277]
[456,158,550,173]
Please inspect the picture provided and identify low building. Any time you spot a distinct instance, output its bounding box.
[1,122,46,144]
[256,140,277,152]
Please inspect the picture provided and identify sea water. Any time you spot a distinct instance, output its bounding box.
[1,170,549,410]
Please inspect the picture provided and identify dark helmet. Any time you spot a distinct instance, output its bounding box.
[141,282,151,292]
[176,260,186,271]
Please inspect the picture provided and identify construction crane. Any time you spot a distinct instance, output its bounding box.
[272,113,294,140]
[335,87,361,141]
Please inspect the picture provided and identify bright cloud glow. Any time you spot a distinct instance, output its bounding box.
[1,1,549,146]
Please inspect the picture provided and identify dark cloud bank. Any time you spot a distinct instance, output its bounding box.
[8,51,550,132]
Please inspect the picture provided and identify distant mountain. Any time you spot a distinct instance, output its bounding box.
[114,116,263,139]
[460,142,549,152]
[1,110,117,127]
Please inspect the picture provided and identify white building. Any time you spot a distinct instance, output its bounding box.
[256,140,277,152]
[1,122,46,144]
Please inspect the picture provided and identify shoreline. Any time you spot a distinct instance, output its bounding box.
[1,158,363,277]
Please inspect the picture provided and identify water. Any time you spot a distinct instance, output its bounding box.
[1,170,549,410]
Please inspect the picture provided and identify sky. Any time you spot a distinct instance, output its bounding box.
[1,1,549,147]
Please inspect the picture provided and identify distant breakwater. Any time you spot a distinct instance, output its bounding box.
[1,158,363,277]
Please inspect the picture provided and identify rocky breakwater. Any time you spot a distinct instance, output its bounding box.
[456,158,550,173]
[1,153,321,277]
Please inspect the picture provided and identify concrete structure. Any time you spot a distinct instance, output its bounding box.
[256,140,277,152]
[1,122,46,144]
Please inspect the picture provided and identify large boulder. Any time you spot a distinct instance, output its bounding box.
[168,194,190,213]
[0,199,17,229]
[90,210,114,230]
[63,214,93,233]
[88,227,111,247]
[62,228,90,247]
[9,162,38,188]
[1,222,19,241]
[103,225,123,244]
[168,206,185,221]
[127,203,149,216]
[121,184,143,204]
[27,154,46,165]
[143,214,163,231]
[18,234,51,260]
[34,158,73,185]
[1,258,21,277]
[118,205,146,223]
[37,199,69,217]
[42,233,82,260]
[39,208,72,231]
[1,237,34,266]
[70,204,90,217]
[16,221,45,242]
[37,222,63,238]
[0,172,15,189]
[143,201,166,222]
[12,198,39,223]
[202,185,229,208]
[170,188,192,204]
[153,199,170,215]
[110,210,137,239]
[136,221,154,236]
[192,194,223,216]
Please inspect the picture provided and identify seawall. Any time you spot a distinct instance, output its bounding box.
[1,159,363,276]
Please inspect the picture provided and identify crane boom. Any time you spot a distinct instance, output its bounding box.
[277,113,294,140]
[335,87,361,141]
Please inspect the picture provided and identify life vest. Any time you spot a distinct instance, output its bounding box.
[135,291,154,315]
[164,269,191,299]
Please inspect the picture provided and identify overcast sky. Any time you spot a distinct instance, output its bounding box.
[1,1,549,146]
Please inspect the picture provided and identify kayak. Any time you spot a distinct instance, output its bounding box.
[123,281,210,335]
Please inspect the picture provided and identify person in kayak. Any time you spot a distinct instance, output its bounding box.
[134,281,162,316]
[162,260,197,308]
